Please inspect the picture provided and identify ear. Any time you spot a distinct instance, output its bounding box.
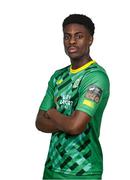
[89,36,93,46]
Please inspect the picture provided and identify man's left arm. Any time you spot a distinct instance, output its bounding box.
[47,108,90,135]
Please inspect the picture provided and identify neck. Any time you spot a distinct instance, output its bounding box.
[70,55,92,69]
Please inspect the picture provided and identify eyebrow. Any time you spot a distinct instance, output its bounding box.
[64,32,83,35]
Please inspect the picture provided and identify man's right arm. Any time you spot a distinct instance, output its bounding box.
[35,109,59,133]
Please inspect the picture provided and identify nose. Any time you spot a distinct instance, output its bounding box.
[69,36,76,45]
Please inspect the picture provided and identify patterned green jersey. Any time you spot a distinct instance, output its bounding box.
[40,60,110,177]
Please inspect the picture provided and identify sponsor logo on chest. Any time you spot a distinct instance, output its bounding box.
[59,95,73,109]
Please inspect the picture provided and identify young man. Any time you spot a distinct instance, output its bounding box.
[36,14,110,180]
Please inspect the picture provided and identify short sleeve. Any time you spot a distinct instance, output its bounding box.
[40,73,56,111]
[75,71,110,117]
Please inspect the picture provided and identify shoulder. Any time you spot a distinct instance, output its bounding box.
[49,65,70,83]
[84,63,110,83]
[80,63,110,94]
[51,65,70,78]
[55,65,70,75]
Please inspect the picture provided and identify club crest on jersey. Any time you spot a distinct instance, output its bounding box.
[73,78,82,88]
[85,85,102,103]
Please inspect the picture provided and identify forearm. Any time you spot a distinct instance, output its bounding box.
[35,110,60,133]
[47,108,90,135]
[47,108,72,133]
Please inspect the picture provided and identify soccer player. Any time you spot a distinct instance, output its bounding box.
[36,14,110,180]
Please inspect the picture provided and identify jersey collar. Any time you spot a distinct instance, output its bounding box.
[70,60,96,74]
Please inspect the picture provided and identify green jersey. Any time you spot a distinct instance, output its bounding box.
[40,60,110,178]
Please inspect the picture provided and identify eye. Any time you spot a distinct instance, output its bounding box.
[75,34,83,39]
[64,35,70,40]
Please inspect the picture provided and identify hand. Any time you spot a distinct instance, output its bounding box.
[44,111,50,119]
[71,111,76,117]
[47,108,56,118]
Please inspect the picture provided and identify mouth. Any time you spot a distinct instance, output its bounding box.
[67,46,78,53]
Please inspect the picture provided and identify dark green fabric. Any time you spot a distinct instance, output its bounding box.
[43,167,102,179]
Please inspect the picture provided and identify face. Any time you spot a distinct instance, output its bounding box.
[63,23,93,60]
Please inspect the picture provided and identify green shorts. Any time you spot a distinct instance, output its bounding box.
[43,168,102,180]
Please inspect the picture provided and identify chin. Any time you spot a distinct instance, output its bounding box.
[68,53,81,60]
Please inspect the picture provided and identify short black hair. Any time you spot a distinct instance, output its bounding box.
[63,14,95,36]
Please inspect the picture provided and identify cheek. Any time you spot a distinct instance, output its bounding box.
[79,38,89,48]
[64,41,69,50]
[80,42,89,53]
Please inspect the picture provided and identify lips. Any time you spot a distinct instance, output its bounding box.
[67,46,78,53]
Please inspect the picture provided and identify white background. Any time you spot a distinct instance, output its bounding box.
[0,0,130,179]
